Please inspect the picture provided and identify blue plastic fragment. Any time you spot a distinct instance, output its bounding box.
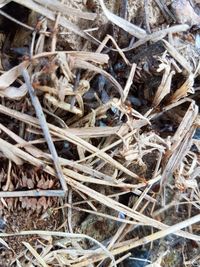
[195,34,200,50]
[193,128,200,140]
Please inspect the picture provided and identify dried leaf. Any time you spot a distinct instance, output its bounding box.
[99,0,146,39]
[33,51,109,65]
[153,55,175,106]
[170,74,194,103]
[0,84,27,100]
[37,197,48,214]
[0,61,29,90]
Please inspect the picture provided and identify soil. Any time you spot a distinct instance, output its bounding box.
[0,208,61,266]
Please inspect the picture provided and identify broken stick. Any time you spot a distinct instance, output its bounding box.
[21,68,68,193]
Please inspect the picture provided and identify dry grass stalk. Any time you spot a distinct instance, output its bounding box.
[33,51,109,64]
[26,125,125,139]
[13,0,94,41]
[51,0,64,52]
[0,104,140,179]
[123,24,190,51]
[162,39,192,73]
[54,203,142,226]
[34,0,96,20]
[99,0,146,39]
[0,1,10,8]
[0,112,145,190]
[161,101,198,185]
[0,61,29,89]
[0,8,34,31]
[0,231,117,267]
[44,94,83,115]
[96,34,130,65]
[123,63,137,101]
[0,129,198,242]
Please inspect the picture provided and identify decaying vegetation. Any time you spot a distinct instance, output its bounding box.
[0,0,199,266]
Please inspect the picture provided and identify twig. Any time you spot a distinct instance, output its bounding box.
[2,160,12,191]
[21,68,68,193]
[68,188,73,233]
[30,31,36,58]
[0,190,65,198]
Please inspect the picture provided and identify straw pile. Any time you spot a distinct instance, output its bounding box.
[0,0,199,266]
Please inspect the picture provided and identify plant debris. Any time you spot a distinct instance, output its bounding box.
[0,0,199,266]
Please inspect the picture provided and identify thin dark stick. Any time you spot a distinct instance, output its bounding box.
[160,0,176,21]
[0,9,34,31]
[0,190,65,198]
[0,9,50,36]
[70,69,81,109]
[154,0,176,23]
[120,0,128,20]
[21,68,68,193]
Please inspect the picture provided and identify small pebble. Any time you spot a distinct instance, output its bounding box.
[122,249,151,267]
[128,96,142,107]
[0,218,6,232]
[118,212,126,219]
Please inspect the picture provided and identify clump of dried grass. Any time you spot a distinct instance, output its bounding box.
[0,0,199,266]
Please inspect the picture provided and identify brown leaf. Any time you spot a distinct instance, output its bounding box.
[170,74,194,103]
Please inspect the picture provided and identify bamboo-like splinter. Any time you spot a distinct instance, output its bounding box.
[21,68,68,193]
